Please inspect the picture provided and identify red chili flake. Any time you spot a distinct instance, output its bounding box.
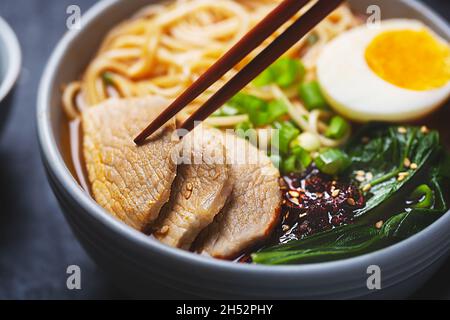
[276,166,365,242]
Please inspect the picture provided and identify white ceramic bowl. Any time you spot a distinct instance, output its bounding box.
[0,16,21,132]
[37,0,450,299]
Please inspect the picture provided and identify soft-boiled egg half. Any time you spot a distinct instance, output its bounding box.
[316,19,450,122]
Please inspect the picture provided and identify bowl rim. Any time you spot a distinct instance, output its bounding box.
[37,0,450,275]
[0,15,21,103]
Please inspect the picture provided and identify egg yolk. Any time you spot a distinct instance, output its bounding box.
[365,29,450,91]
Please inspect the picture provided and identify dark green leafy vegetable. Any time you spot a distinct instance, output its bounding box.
[253,57,305,88]
[298,81,327,110]
[315,148,350,175]
[345,124,440,220]
[438,150,450,179]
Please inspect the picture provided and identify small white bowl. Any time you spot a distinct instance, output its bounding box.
[0,16,21,104]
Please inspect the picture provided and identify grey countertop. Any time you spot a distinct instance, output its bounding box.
[0,0,449,300]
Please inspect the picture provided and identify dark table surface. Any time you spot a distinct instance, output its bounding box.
[0,0,449,300]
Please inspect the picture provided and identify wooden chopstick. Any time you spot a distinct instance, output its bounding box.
[134,0,311,144]
[180,0,343,133]
[135,0,343,143]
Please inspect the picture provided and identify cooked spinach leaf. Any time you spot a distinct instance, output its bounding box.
[345,124,439,221]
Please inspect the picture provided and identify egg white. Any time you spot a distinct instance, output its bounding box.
[316,19,450,122]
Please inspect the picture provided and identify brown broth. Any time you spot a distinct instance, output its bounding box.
[60,118,91,194]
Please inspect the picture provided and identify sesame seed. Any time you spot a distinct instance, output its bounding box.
[347,198,356,206]
[398,127,407,134]
[331,189,340,197]
[289,190,300,198]
[282,224,290,232]
[291,197,300,205]
[410,163,418,170]
[420,126,429,134]
[375,221,384,229]
[397,172,409,182]
[299,213,307,218]
[362,184,372,192]
[403,158,411,168]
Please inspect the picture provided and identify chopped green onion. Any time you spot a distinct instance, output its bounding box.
[235,121,256,141]
[298,81,327,110]
[296,132,321,152]
[253,57,305,88]
[281,147,312,173]
[272,58,305,88]
[408,184,434,209]
[228,93,267,126]
[228,94,288,126]
[292,146,312,168]
[325,116,350,140]
[213,104,241,117]
[283,155,299,173]
[228,93,266,113]
[252,68,274,87]
[266,99,288,123]
[315,148,350,176]
[272,121,300,154]
[221,104,241,116]
[235,121,253,131]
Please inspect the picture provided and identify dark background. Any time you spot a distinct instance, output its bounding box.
[0,0,449,300]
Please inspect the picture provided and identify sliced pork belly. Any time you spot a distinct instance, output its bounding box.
[154,127,232,250]
[82,96,178,231]
[196,133,282,259]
